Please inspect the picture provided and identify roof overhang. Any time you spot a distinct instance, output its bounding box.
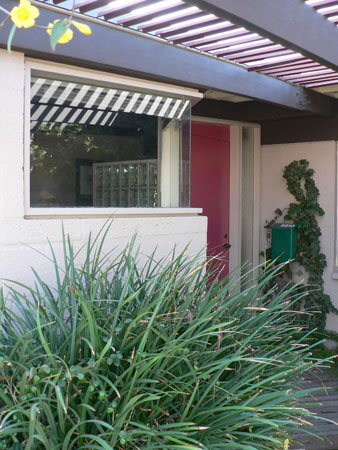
[0,0,337,116]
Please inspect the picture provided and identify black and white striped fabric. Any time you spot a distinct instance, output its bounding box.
[30,77,190,131]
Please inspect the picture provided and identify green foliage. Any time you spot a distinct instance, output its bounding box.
[6,24,16,53]
[266,159,338,342]
[49,20,71,50]
[0,227,329,449]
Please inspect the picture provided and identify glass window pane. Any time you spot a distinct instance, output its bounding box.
[112,166,120,188]
[103,166,111,189]
[130,189,138,207]
[139,164,147,187]
[103,190,111,207]
[139,189,148,207]
[30,72,191,209]
[120,189,129,207]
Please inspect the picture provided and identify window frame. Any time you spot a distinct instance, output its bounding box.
[24,59,202,218]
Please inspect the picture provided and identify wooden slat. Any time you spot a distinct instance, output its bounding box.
[157,17,222,39]
[185,28,250,48]
[138,10,205,32]
[222,43,281,60]
[215,38,272,56]
[248,56,307,72]
[167,21,233,43]
[195,33,259,52]
[97,0,154,19]
[117,2,185,27]
[309,0,338,9]
[75,0,111,14]
[186,0,338,72]
[235,49,293,64]
[260,62,321,75]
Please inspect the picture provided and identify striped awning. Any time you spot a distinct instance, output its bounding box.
[30,76,190,131]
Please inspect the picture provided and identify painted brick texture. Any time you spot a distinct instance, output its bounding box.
[0,51,207,288]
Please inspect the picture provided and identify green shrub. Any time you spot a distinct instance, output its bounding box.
[0,228,328,449]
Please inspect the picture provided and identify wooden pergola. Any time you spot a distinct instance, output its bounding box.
[2,0,338,116]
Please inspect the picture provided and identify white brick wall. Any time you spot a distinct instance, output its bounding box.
[0,50,207,288]
[260,141,338,332]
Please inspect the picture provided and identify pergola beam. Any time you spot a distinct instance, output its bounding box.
[0,0,336,115]
[193,99,314,122]
[186,0,338,72]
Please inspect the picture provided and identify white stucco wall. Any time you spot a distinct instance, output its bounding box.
[260,141,338,332]
[0,50,207,289]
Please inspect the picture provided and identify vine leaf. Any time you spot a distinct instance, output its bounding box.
[266,159,338,343]
[50,20,70,51]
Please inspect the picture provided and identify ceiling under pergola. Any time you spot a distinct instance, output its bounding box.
[35,0,338,98]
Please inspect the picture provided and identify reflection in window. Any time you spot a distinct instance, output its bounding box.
[29,74,191,208]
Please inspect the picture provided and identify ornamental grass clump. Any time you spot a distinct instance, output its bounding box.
[0,228,328,449]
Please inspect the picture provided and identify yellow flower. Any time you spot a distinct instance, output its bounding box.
[47,20,73,44]
[10,0,39,29]
[72,20,91,35]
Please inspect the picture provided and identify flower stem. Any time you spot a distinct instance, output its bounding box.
[0,15,10,29]
[0,5,10,14]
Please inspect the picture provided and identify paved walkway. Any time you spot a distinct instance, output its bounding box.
[292,369,338,450]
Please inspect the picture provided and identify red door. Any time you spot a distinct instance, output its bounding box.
[190,122,230,275]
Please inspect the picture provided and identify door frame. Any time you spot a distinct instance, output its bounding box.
[192,116,261,274]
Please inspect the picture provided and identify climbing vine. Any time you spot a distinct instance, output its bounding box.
[268,159,338,342]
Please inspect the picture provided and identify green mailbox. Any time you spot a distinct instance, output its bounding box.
[271,224,297,263]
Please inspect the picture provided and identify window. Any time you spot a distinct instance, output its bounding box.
[93,159,158,208]
[28,70,191,211]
